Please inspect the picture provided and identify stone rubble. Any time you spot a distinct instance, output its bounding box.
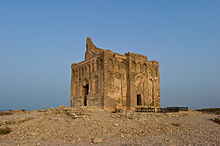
[0,105,219,145]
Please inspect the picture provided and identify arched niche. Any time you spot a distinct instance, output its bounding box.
[108,58,113,70]
[82,67,84,76]
[136,82,144,95]
[143,63,147,73]
[121,60,126,71]
[95,76,99,94]
[115,60,119,70]
[100,59,103,70]
[92,61,94,72]
[148,78,153,106]
[72,71,75,80]
[96,60,99,71]
[132,61,136,72]
[84,66,87,76]
[74,81,78,97]
[137,62,141,73]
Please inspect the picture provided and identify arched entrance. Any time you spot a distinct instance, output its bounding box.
[82,81,89,106]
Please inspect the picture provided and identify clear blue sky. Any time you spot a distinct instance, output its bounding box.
[0,0,219,110]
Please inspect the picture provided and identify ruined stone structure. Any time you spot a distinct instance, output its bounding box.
[70,37,160,111]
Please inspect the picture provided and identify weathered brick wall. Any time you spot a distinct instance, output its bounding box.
[70,37,160,111]
[70,38,105,108]
[103,50,128,111]
[147,60,160,107]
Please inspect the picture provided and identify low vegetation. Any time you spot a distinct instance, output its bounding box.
[210,117,220,125]
[0,127,11,135]
[0,111,13,116]
[197,108,220,115]
[172,123,181,126]
[0,109,26,116]
[112,108,122,113]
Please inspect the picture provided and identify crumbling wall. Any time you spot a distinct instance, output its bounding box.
[71,37,160,111]
[147,60,160,107]
[125,52,150,111]
[103,51,127,111]
[71,37,105,108]
[71,55,105,108]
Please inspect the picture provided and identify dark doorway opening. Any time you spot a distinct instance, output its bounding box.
[137,94,142,106]
[83,84,89,106]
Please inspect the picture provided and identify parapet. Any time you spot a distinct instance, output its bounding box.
[125,52,147,61]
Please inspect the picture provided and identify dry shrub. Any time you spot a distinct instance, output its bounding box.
[210,118,220,125]
[0,127,11,135]
[172,123,180,126]
[112,108,122,113]
[198,108,220,115]
[0,111,13,116]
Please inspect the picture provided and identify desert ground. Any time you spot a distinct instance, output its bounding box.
[0,106,219,146]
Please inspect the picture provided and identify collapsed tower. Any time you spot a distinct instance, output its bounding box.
[70,37,160,111]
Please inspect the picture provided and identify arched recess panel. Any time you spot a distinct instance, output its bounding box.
[108,58,113,70]
[148,79,153,106]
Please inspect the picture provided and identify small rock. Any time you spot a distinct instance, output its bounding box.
[72,139,76,143]
[113,123,119,127]
[92,137,102,143]
[111,115,116,118]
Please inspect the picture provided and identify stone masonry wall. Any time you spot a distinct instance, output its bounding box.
[70,37,160,112]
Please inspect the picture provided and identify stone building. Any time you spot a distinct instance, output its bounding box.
[70,37,160,111]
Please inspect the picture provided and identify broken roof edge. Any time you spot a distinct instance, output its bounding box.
[86,37,104,52]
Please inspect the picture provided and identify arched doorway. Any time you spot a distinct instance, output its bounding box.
[82,82,89,106]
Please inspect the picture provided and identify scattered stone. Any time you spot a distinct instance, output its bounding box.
[92,137,102,143]
[113,123,119,127]
[0,107,219,145]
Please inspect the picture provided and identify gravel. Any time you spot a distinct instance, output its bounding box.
[0,106,219,145]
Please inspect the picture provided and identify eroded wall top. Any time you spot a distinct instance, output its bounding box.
[85,37,104,61]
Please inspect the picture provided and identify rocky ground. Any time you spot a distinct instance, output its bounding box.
[0,106,219,146]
